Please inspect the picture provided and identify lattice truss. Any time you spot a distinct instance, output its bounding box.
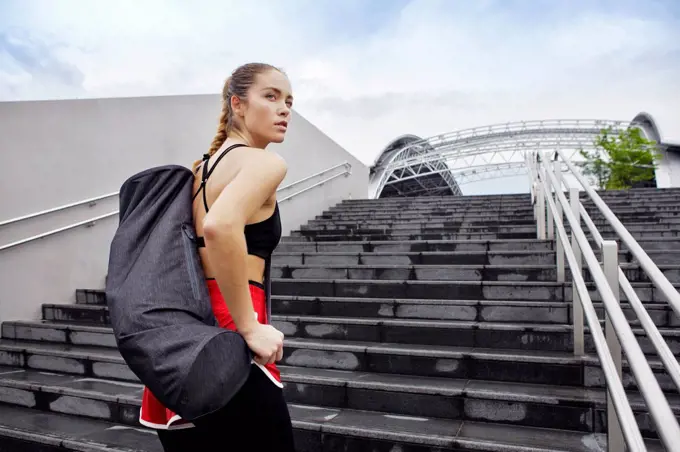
[370,119,630,198]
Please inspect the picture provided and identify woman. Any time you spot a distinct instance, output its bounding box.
[139,62,296,451]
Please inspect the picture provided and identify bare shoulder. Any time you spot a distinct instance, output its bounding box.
[233,146,287,170]
[207,146,287,186]
[204,147,287,226]
[213,146,287,192]
[229,147,288,185]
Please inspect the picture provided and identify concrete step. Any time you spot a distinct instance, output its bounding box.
[338,191,680,205]
[307,219,680,233]
[269,263,680,284]
[282,229,680,242]
[0,400,664,452]
[294,224,678,236]
[7,317,678,358]
[273,296,679,328]
[0,365,676,442]
[270,316,680,356]
[275,239,557,253]
[42,297,678,329]
[275,238,680,253]
[0,337,674,392]
[283,231,538,241]
[329,201,680,216]
[306,219,543,229]
[306,219,680,232]
[277,366,679,437]
[63,278,676,308]
[271,249,678,267]
[43,304,110,325]
[317,218,680,232]
[272,279,675,303]
[281,338,677,392]
[318,209,680,221]
[337,197,680,209]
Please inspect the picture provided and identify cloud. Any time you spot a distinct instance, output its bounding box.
[1,0,679,194]
[0,30,85,99]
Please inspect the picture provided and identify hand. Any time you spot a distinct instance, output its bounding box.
[241,323,284,366]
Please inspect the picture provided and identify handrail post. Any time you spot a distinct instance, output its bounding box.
[570,188,584,356]
[537,161,546,240]
[543,160,554,240]
[554,160,565,282]
[603,240,624,452]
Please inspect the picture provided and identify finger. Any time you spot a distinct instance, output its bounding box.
[254,354,268,366]
[276,345,283,362]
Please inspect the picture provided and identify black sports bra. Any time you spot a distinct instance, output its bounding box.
[193,144,282,260]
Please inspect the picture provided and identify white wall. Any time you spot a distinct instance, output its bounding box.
[655,147,680,189]
[0,94,367,322]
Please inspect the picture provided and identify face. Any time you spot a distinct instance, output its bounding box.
[233,69,293,148]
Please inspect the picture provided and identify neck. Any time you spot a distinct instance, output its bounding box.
[228,129,269,150]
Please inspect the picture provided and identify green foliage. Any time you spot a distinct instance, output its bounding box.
[577,126,660,190]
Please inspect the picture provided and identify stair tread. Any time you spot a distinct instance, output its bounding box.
[3,364,679,410]
[274,294,676,306]
[7,317,679,343]
[272,263,680,269]
[277,366,680,409]
[0,401,666,452]
[0,339,122,359]
[0,404,155,452]
[272,278,674,289]
[0,336,593,365]
[273,250,679,259]
[42,294,678,308]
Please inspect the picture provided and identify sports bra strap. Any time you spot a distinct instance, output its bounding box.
[192,143,247,213]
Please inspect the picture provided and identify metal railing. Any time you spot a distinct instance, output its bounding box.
[278,161,351,202]
[526,150,680,452]
[0,161,352,252]
[0,192,119,229]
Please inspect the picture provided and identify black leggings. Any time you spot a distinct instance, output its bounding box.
[156,364,295,451]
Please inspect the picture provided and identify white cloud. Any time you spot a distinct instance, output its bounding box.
[1,0,679,193]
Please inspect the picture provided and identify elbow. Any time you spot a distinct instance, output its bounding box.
[202,217,241,243]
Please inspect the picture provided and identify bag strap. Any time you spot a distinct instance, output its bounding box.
[192,143,247,213]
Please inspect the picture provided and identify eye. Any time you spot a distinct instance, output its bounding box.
[266,93,276,100]
[286,100,293,108]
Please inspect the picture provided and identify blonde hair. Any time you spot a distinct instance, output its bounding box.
[193,63,282,171]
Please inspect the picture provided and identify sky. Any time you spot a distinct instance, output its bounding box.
[1,0,679,193]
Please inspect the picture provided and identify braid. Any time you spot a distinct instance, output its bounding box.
[192,79,231,172]
[207,98,230,156]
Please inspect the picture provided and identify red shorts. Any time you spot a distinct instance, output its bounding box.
[139,280,281,430]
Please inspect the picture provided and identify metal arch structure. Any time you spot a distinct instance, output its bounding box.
[368,134,462,198]
[369,119,631,199]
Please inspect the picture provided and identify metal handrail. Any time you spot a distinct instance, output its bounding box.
[0,192,119,228]
[279,168,351,202]
[528,151,680,451]
[0,161,352,251]
[557,148,680,318]
[278,162,350,191]
[0,212,119,252]
[536,164,646,450]
[580,201,680,392]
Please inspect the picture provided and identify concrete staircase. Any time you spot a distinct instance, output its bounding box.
[1,188,680,451]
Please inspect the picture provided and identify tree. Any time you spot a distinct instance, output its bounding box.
[577,126,660,190]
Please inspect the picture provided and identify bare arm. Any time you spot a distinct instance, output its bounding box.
[202,149,287,337]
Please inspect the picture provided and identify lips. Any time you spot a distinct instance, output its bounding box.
[275,121,288,128]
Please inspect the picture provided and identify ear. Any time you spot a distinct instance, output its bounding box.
[230,95,245,117]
